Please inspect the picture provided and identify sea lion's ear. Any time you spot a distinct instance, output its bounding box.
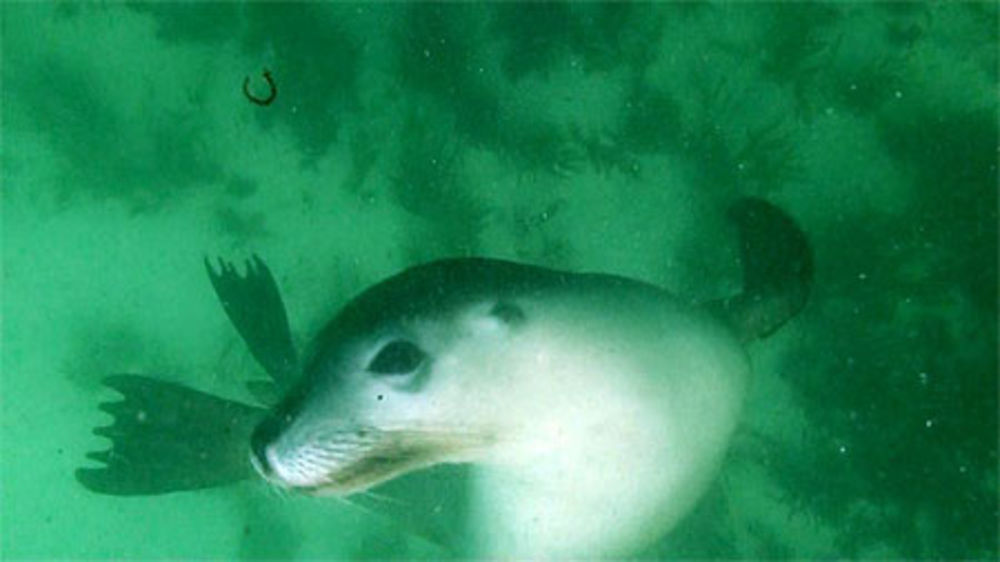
[489,301,526,326]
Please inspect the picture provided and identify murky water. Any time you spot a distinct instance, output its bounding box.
[2,3,997,559]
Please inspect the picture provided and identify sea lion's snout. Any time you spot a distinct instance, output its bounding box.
[246,329,503,494]
[248,408,343,490]
[249,391,309,484]
[249,415,281,480]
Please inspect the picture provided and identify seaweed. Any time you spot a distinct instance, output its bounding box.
[621,81,682,154]
[127,3,242,45]
[225,175,259,200]
[62,321,163,392]
[493,3,661,80]
[730,118,802,194]
[133,2,363,162]
[501,123,582,180]
[835,56,905,116]
[388,111,488,258]
[678,71,745,194]
[567,3,636,72]
[340,127,380,196]
[574,3,666,75]
[674,71,802,197]
[567,125,640,179]
[510,200,572,267]
[878,105,999,312]
[759,3,840,84]
[213,206,268,243]
[757,3,842,117]
[394,4,502,149]
[11,55,222,212]
[241,3,361,163]
[395,4,475,99]
[493,2,573,81]
[779,253,998,557]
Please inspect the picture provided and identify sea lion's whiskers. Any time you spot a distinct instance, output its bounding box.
[304,448,349,463]
[309,425,384,448]
[298,446,356,468]
[331,492,378,516]
[262,480,293,502]
[380,425,496,449]
[355,488,407,507]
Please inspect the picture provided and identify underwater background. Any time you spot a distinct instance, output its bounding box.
[1,2,997,559]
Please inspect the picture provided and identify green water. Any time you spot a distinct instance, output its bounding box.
[2,2,996,559]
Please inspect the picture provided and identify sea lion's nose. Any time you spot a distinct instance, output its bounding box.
[251,387,310,479]
[250,416,283,477]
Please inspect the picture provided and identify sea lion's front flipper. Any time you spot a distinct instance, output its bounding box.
[76,375,266,495]
[708,198,814,341]
[205,254,298,395]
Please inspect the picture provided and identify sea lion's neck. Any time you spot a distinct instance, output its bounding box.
[457,319,668,557]
[471,402,679,558]
[458,298,749,558]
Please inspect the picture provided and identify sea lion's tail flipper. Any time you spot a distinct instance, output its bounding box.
[708,198,813,341]
[76,375,266,495]
[205,254,297,401]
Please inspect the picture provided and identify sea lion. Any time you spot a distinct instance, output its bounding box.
[77,198,811,558]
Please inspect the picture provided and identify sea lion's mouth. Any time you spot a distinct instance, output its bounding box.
[261,426,494,495]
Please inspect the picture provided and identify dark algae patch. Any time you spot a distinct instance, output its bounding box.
[2,1,997,559]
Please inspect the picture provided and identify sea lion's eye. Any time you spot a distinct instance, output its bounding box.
[368,340,426,375]
[490,301,525,325]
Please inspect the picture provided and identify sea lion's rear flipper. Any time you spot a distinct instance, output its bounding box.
[76,375,266,495]
[708,198,813,341]
[205,254,297,397]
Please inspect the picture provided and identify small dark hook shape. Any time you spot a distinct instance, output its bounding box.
[243,69,277,106]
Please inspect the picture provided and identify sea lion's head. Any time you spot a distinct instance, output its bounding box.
[249,259,561,495]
